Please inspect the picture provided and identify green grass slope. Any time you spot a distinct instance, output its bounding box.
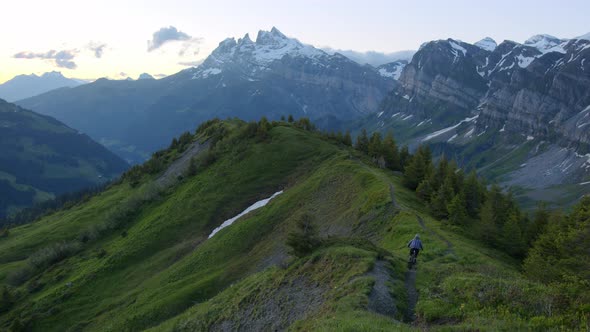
[0,119,577,331]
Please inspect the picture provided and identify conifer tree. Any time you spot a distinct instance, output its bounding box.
[416,179,434,202]
[382,132,400,170]
[501,212,526,257]
[463,170,483,218]
[477,198,498,246]
[288,114,294,123]
[343,130,352,146]
[448,192,469,225]
[525,202,550,245]
[286,214,320,257]
[430,177,455,219]
[432,154,449,191]
[368,132,383,158]
[355,129,369,154]
[399,145,410,171]
[403,150,429,190]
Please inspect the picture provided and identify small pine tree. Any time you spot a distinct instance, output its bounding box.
[382,132,400,170]
[432,154,449,191]
[343,130,352,146]
[430,177,455,219]
[280,115,285,121]
[399,145,410,171]
[355,129,369,154]
[403,146,433,190]
[476,199,498,246]
[501,212,526,257]
[447,193,469,226]
[416,179,434,202]
[463,170,483,218]
[286,214,320,257]
[287,114,294,123]
[525,202,550,245]
[368,132,383,158]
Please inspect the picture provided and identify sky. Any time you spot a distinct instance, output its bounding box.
[1,0,589,83]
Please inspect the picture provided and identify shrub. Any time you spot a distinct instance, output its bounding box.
[28,241,82,270]
[6,266,33,286]
[0,286,14,313]
[286,214,321,257]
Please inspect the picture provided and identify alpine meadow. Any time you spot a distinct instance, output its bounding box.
[0,2,589,331]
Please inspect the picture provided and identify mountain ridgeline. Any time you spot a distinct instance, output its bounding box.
[0,99,128,221]
[18,28,396,163]
[0,118,587,331]
[0,72,84,102]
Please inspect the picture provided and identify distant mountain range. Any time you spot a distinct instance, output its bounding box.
[0,71,85,102]
[360,33,590,206]
[13,29,590,205]
[18,27,396,163]
[0,99,128,218]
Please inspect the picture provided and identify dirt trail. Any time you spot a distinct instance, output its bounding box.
[389,184,398,208]
[404,216,457,322]
[367,260,397,318]
[416,215,455,256]
[404,268,418,322]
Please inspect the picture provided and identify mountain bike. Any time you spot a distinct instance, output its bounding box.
[408,249,418,269]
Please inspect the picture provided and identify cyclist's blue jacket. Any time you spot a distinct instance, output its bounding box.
[407,238,423,250]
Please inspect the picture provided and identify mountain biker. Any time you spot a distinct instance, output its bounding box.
[407,234,423,258]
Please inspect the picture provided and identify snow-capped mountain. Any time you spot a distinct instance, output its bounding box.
[0,71,84,102]
[18,28,395,163]
[362,33,590,202]
[474,37,497,52]
[138,73,155,80]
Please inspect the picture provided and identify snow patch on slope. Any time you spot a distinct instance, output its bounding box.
[208,191,283,238]
[422,115,479,142]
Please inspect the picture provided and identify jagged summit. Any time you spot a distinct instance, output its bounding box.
[193,27,327,79]
[474,37,497,51]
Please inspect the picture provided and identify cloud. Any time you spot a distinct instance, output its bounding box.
[154,74,168,78]
[87,42,107,58]
[321,48,415,66]
[148,26,193,52]
[13,49,78,69]
[178,60,203,67]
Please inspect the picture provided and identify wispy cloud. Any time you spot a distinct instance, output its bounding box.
[148,26,191,51]
[178,60,203,67]
[87,42,107,58]
[13,49,78,69]
[321,48,415,66]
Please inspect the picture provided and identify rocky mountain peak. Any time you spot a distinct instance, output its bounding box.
[475,37,497,51]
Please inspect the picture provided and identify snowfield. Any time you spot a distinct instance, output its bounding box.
[208,191,284,238]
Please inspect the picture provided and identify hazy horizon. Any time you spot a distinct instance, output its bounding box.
[1,0,589,83]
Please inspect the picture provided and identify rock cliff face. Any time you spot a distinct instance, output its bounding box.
[365,34,590,204]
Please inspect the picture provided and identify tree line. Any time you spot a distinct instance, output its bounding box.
[351,126,589,300]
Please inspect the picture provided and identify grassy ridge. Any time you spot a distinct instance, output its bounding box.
[0,120,578,331]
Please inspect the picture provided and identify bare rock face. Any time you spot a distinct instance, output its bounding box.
[368,35,590,199]
[478,38,590,148]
